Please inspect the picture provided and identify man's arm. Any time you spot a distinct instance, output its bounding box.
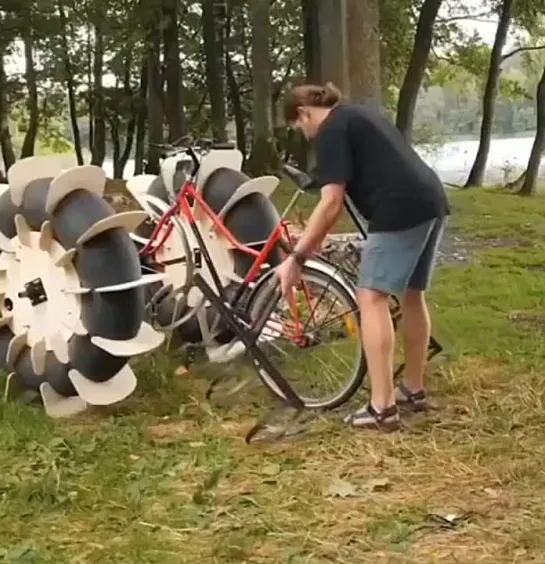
[293,184,345,258]
[293,119,351,260]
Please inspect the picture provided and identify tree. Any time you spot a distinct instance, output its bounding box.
[163,0,187,143]
[346,0,381,102]
[248,0,278,174]
[144,0,164,175]
[19,4,39,159]
[0,51,16,173]
[202,0,227,142]
[57,0,84,165]
[465,0,514,187]
[519,62,545,195]
[316,0,349,92]
[301,0,321,82]
[396,0,444,140]
[90,2,106,166]
[225,2,246,156]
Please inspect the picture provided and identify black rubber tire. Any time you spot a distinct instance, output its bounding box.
[245,264,365,410]
[201,167,248,213]
[0,177,145,398]
[148,167,188,204]
[224,193,282,276]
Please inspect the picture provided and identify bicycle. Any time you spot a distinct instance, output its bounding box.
[129,138,365,441]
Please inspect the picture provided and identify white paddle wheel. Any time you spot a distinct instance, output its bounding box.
[126,147,283,360]
[0,156,165,417]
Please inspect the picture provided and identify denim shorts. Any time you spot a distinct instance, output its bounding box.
[357,217,447,296]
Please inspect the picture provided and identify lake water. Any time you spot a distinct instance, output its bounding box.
[417,135,541,185]
[103,134,541,185]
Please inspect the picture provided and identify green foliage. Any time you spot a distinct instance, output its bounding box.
[1,0,545,167]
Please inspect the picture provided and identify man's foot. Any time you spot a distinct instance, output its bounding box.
[395,382,428,412]
[345,403,400,431]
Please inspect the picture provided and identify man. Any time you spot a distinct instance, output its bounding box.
[277,82,450,431]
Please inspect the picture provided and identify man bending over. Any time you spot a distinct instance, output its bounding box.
[277,82,450,431]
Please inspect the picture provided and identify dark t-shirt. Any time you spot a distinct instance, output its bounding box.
[314,102,450,232]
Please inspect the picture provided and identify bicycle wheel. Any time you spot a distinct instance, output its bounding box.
[245,261,364,410]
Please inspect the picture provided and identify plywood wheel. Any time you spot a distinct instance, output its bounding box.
[1,157,166,418]
[126,150,283,353]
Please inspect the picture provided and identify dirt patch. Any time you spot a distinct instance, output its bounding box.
[435,233,471,266]
[146,419,201,442]
[320,231,472,268]
[508,310,545,329]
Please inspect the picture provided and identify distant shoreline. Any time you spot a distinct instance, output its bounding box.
[420,130,536,146]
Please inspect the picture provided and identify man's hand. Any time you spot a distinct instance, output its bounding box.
[276,255,302,296]
[276,183,344,297]
[291,184,345,261]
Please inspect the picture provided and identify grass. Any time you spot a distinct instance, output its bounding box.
[3,187,545,562]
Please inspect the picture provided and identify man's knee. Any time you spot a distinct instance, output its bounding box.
[402,288,426,308]
[358,287,390,309]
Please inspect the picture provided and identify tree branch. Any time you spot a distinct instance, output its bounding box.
[272,47,303,103]
[502,44,545,61]
[437,10,493,23]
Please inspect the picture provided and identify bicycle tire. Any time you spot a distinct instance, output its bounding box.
[245,261,365,410]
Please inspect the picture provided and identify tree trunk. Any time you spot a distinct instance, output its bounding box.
[58,0,84,165]
[112,58,137,179]
[0,53,15,172]
[247,0,278,176]
[134,58,148,176]
[202,0,227,142]
[225,5,245,157]
[396,0,443,141]
[465,0,513,188]
[302,0,321,82]
[119,117,136,177]
[145,6,164,175]
[225,55,245,155]
[90,19,106,166]
[162,0,187,143]
[346,0,381,102]
[505,170,525,191]
[110,118,121,178]
[87,23,94,152]
[519,64,545,196]
[316,0,349,93]
[20,34,39,158]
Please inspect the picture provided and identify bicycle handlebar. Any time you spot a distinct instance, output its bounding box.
[148,136,235,153]
[147,136,237,177]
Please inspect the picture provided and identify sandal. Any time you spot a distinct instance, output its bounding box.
[395,383,428,412]
[346,403,401,432]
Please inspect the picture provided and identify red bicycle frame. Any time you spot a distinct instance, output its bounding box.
[138,176,315,341]
[139,179,296,284]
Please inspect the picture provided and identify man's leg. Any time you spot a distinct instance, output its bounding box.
[358,287,396,411]
[399,289,430,392]
[396,218,446,411]
[349,220,438,429]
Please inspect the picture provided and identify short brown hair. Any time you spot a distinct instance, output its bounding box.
[283,82,343,123]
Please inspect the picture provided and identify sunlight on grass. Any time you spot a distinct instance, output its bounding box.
[3,188,545,561]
